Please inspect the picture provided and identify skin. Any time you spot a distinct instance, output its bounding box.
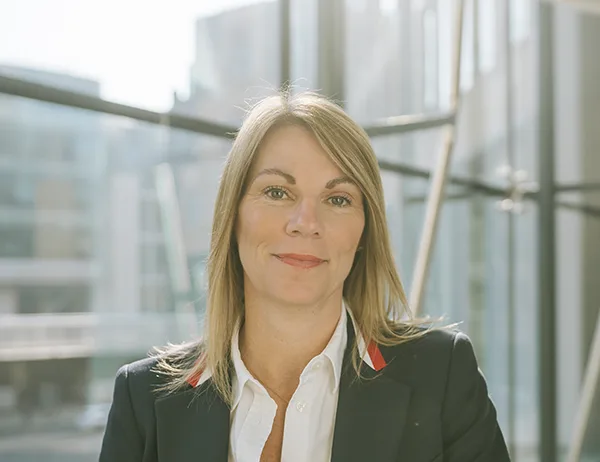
[235,124,365,461]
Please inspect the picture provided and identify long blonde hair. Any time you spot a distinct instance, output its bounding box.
[156,91,429,405]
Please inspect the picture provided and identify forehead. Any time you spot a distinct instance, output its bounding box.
[252,124,343,175]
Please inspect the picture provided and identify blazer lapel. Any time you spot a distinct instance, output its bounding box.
[331,322,412,462]
[155,381,230,461]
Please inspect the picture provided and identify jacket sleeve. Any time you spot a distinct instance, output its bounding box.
[99,364,144,462]
[441,332,511,461]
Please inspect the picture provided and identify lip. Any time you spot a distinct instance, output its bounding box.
[274,253,326,269]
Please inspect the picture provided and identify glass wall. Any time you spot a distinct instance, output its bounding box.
[1,1,599,461]
[0,91,230,460]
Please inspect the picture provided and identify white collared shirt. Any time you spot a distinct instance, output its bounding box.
[228,302,347,462]
[190,302,387,462]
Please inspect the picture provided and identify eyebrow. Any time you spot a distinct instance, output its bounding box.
[253,168,296,184]
[253,168,356,189]
[325,176,356,189]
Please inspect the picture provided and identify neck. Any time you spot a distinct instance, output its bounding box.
[239,293,343,397]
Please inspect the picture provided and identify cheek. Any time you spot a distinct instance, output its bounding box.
[328,215,365,256]
[347,211,366,239]
[237,204,282,248]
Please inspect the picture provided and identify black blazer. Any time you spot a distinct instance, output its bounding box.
[99,321,510,462]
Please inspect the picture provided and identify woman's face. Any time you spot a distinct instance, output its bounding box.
[236,124,365,307]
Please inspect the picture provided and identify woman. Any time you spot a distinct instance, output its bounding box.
[99,91,510,462]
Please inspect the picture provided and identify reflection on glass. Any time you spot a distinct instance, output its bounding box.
[0,93,229,460]
[290,0,319,91]
[415,190,540,460]
[478,0,497,74]
[174,1,280,124]
[372,127,445,170]
[0,0,279,121]
[345,0,406,123]
[423,8,439,111]
[556,199,600,460]
[376,174,430,295]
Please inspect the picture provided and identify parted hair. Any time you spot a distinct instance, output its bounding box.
[155,90,431,405]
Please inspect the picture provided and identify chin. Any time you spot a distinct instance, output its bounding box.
[270,286,327,307]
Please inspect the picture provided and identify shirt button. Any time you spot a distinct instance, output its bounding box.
[296,401,307,413]
[313,362,322,370]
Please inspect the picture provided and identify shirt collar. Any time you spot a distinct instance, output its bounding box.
[188,300,387,389]
[318,301,347,393]
[230,323,253,410]
[228,302,347,408]
[345,302,388,372]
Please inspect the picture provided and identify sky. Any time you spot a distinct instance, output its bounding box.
[0,0,263,111]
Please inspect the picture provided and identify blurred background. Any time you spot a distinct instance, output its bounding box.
[0,0,598,461]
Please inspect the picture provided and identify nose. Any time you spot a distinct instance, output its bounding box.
[285,199,323,237]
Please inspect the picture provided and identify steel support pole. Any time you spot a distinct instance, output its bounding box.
[317,0,345,105]
[279,0,291,87]
[538,2,558,461]
[409,0,465,315]
[504,0,517,455]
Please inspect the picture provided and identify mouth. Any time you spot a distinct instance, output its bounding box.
[273,253,327,269]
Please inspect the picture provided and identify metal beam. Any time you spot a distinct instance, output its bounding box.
[0,74,459,140]
[317,0,345,105]
[404,191,473,204]
[409,0,465,315]
[0,74,237,139]
[545,0,600,17]
[555,181,600,193]
[555,201,600,219]
[378,159,508,196]
[279,0,291,87]
[504,0,517,454]
[538,2,558,460]
[364,112,455,137]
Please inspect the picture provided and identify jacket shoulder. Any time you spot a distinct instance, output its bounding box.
[379,327,466,390]
[111,356,165,414]
[124,355,160,376]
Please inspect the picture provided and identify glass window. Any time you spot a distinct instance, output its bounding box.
[290,0,318,91]
[372,127,446,170]
[460,0,475,93]
[0,225,34,258]
[346,0,479,123]
[556,198,600,459]
[0,96,227,460]
[0,0,280,124]
[419,190,540,459]
[0,1,562,460]
[344,0,411,123]
[478,0,497,73]
[423,8,439,110]
[388,175,430,290]
[0,119,21,158]
[510,0,532,43]
[378,0,397,14]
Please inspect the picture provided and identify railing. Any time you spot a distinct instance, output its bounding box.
[0,312,194,361]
